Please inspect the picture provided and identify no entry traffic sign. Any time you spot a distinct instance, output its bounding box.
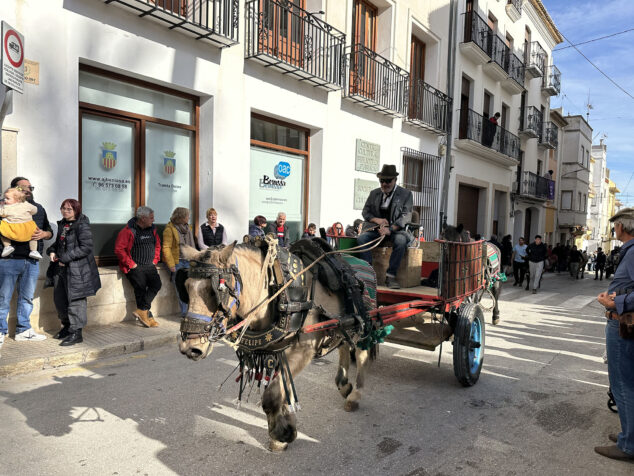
[2,21,24,93]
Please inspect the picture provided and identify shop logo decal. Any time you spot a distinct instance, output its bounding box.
[101,142,117,170]
[163,150,176,175]
[259,161,290,190]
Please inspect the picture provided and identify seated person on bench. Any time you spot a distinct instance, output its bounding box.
[356,164,413,289]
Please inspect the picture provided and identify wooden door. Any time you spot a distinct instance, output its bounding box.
[409,36,426,119]
[351,0,377,97]
[150,0,187,16]
[259,0,305,66]
[457,185,479,238]
[459,77,471,139]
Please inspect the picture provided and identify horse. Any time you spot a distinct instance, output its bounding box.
[440,224,502,325]
[177,241,375,452]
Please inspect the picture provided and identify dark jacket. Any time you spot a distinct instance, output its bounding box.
[501,239,513,266]
[596,251,607,267]
[114,217,161,274]
[249,223,265,238]
[362,185,413,239]
[526,242,548,263]
[46,215,101,300]
[265,222,289,247]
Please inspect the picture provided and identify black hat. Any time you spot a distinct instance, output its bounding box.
[377,164,399,179]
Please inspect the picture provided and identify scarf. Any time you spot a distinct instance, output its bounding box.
[176,223,195,248]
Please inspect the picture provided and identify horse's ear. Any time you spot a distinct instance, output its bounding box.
[219,241,237,264]
[456,224,464,233]
[180,245,205,261]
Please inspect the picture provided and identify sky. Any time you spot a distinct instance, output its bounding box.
[542,0,634,207]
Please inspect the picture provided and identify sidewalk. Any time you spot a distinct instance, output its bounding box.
[0,316,181,378]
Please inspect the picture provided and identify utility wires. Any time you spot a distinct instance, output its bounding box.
[554,28,634,51]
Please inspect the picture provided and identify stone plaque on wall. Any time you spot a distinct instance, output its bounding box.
[353,178,377,210]
[355,138,380,173]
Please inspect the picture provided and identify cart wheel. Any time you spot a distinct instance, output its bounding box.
[453,303,485,387]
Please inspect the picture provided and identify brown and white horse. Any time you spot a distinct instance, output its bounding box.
[177,243,374,451]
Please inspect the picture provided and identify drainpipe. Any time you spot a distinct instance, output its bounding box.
[440,0,457,230]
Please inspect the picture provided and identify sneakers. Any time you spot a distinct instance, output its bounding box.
[28,250,42,260]
[1,245,15,257]
[15,328,47,342]
[0,333,5,350]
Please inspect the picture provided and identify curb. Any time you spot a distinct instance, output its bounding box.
[0,333,179,378]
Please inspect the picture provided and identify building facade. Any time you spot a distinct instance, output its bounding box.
[557,114,591,247]
[447,0,562,242]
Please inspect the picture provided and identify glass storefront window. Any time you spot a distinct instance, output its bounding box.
[145,123,193,224]
[251,116,307,150]
[79,71,193,125]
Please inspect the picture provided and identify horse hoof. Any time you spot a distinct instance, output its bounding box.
[492,318,500,326]
[344,400,359,412]
[339,382,353,398]
[269,440,288,452]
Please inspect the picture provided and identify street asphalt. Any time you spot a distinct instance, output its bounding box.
[0,269,631,475]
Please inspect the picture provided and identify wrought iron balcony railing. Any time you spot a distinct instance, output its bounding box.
[345,43,409,116]
[102,0,239,47]
[542,64,561,95]
[462,11,491,55]
[245,0,346,90]
[540,121,558,148]
[520,105,542,138]
[458,109,520,160]
[506,52,525,86]
[407,79,452,134]
[525,41,546,77]
[517,171,552,200]
[488,33,508,71]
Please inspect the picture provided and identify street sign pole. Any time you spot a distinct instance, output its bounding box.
[0,21,22,188]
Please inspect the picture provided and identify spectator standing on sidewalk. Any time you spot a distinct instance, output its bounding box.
[46,199,101,346]
[526,235,547,294]
[0,177,51,351]
[163,207,195,316]
[595,247,607,281]
[115,206,161,328]
[511,237,528,286]
[595,207,634,462]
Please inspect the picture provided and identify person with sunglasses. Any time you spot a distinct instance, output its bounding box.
[356,164,413,289]
[0,177,52,351]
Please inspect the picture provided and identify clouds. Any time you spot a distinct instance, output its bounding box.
[543,0,634,204]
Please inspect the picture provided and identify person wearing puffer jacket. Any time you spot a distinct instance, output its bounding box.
[46,199,101,346]
[163,207,196,316]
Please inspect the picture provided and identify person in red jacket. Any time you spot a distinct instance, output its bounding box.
[114,206,161,328]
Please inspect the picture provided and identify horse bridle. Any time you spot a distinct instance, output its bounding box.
[179,258,242,342]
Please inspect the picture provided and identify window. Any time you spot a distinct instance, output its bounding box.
[483,91,492,118]
[487,12,498,32]
[578,192,582,211]
[249,114,309,242]
[586,149,590,168]
[537,159,543,176]
[561,191,572,210]
[583,194,587,212]
[353,0,377,51]
[259,0,305,65]
[580,145,585,165]
[79,66,197,261]
[409,35,426,120]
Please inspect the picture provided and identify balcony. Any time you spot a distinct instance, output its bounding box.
[245,0,346,91]
[455,109,520,165]
[539,121,558,149]
[483,34,509,82]
[525,41,546,79]
[344,44,409,117]
[519,106,542,139]
[558,210,587,228]
[505,0,522,22]
[516,171,553,201]
[101,0,239,47]
[542,64,561,96]
[460,11,492,65]
[406,80,452,135]
[502,52,525,94]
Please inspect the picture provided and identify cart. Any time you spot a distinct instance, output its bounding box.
[307,237,489,386]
